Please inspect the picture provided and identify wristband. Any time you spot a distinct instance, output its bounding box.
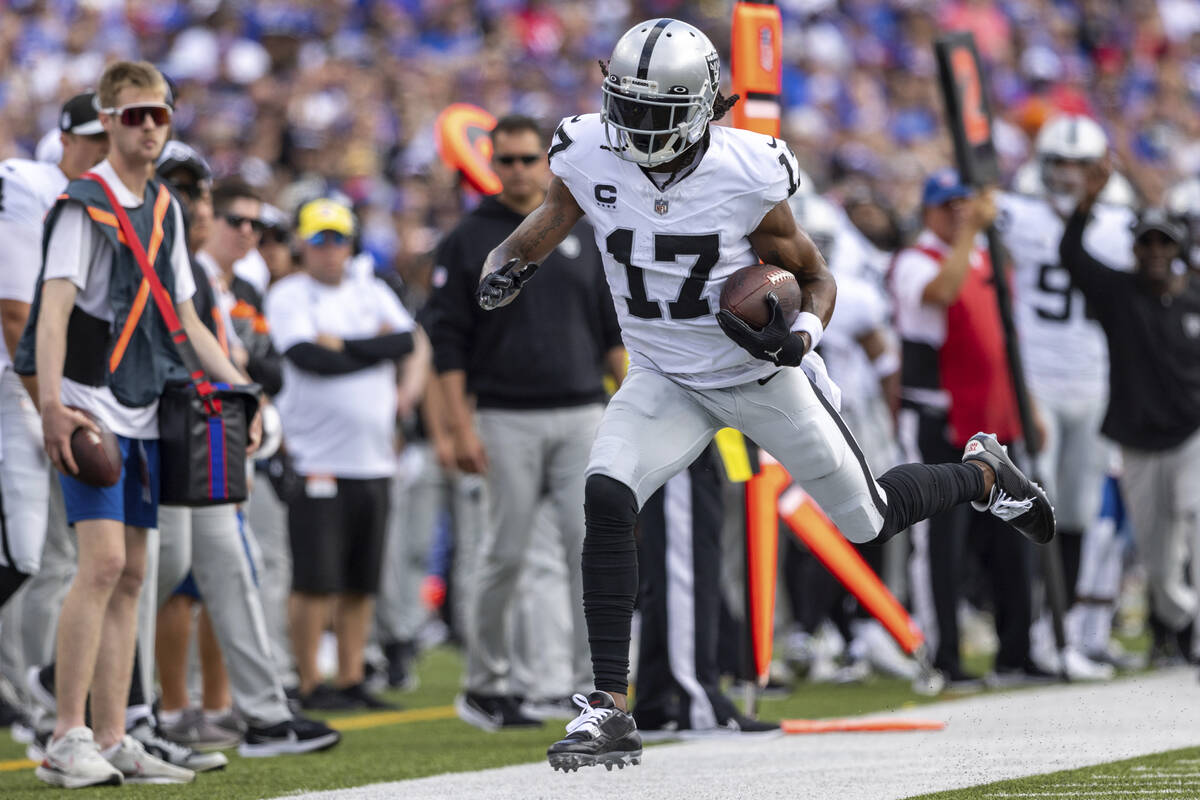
[871,350,900,378]
[790,311,824,351]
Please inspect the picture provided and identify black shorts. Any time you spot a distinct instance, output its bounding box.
[288,476,390,594]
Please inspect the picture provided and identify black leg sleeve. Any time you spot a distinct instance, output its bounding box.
[583,475,640,694]
[876,462,986,542]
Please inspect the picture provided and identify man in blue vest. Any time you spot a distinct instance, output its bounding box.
[15,61,257,788]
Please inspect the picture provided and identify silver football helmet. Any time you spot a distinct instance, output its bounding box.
[1034,114,1109,215]
[602,19,720,168]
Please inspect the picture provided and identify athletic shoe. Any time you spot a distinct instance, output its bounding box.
[128,720,227,773]
[383,640,419,691]
[239,715,341,757]
[547,692,642,773]
[1084,643,1146,671]
[300,683,358,711]
[986,662,1059,689]
[159,708,242,752]
[941,667,985,691]
[339,682,398,710]
[26,727,50,763]
[962,433,1056,544]
[635,720,685,743]
[25,664,56,715]
[104,734,195,784]
[522,696,580,721]
[455,693,542,732]
[853,620,920,680]
[681,714,782,739]
[35,727,123,788]
[204,709,245,738]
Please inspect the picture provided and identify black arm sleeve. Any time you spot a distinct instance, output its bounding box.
[247,344,283,396]
[284,343,375,376]
[342,331,414,362]
[1059,209,1128,310]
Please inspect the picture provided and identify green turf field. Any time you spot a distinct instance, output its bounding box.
[0,645,942,799]
[906,746,1200,800]
[0,644,1171,799]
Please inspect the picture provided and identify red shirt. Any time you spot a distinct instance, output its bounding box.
[890,230,1022,447]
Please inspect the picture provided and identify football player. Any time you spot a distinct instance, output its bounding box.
[476,18,1055,772]
[996,114,1136,677]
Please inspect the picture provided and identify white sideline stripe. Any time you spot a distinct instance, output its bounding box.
[277,669,1200,800]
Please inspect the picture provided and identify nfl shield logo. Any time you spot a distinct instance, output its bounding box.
[654,197,669,215]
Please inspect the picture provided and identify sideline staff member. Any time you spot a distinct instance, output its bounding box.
[1062,166,1200,659]
[267,198,426,711]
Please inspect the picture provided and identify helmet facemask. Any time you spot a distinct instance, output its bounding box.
[602,75,711,168]
[1040,156,1090,216]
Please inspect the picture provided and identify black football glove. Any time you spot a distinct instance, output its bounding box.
[716,292,807,367]
[476,259,539,311]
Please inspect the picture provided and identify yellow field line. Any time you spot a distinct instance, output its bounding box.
[329,704,458,731]
[0,704,459,772]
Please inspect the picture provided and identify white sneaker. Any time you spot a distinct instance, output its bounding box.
[34,727,124,789]
[104,734,195,784]
[129,720,228,772]
[1063,648,1116,681]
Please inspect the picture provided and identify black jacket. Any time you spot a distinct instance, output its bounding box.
[1060,210,1200,450]
[427,196,622,409]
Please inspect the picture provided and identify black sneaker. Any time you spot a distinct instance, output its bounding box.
[383,641,419,691]
[299,683,357,711]
[962,433,1055,544]
[338,682,398,710]
[547,692,642,773]
[455,693,542,732]
[238,715,341,757]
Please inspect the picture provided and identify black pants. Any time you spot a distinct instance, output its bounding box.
[634,447,739,730]
[911,407,1033,674]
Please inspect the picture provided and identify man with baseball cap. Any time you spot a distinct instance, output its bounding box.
[267,198,427,710]
[890,168,1040,687]
[0,92,109,732]
[1063,167,1200,665]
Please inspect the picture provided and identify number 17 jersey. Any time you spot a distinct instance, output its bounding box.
[549,114,800,389]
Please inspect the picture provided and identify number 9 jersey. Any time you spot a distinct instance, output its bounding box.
[995,191,1135,396]
[548,113,800,390]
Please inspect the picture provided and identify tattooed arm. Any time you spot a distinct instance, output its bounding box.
[748,200,837,329]
[480,177,585,281]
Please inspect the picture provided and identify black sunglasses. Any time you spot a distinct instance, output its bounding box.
[224,213,265,234]
[262,227,290,245]
[171,182,202,200]
[495,154,542,166]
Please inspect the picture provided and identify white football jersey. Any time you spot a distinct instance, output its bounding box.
[996,191,1134,395]
[822,273,889,413]
[549,114,800,389]
[0,158,69,370]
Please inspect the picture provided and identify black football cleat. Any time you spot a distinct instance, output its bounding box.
[962,433,1055,545]
[547,692,642,773]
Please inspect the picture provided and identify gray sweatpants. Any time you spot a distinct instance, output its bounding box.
[245,476,294,681]
[376,446,441,646]
[145,504,291,726]
[464,404,602,697]
[1121,427,1200,632]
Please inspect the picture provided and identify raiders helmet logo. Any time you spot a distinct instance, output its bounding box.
[654,197,669,215]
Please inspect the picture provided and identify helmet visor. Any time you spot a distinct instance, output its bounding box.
[603,82,699,162]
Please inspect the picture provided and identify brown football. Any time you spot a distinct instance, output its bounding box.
[718,264,802,329]
[68,408,121,488]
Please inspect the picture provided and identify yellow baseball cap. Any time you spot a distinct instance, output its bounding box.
[296,198,355,242]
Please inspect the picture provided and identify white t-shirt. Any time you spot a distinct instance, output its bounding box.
[195,250,244,353]
[995,191,1134,397]
[233,249,270,297]
[549,114,801,389]
[0,158,69,371]
[43,160,196,439]
[266,270,415,479]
